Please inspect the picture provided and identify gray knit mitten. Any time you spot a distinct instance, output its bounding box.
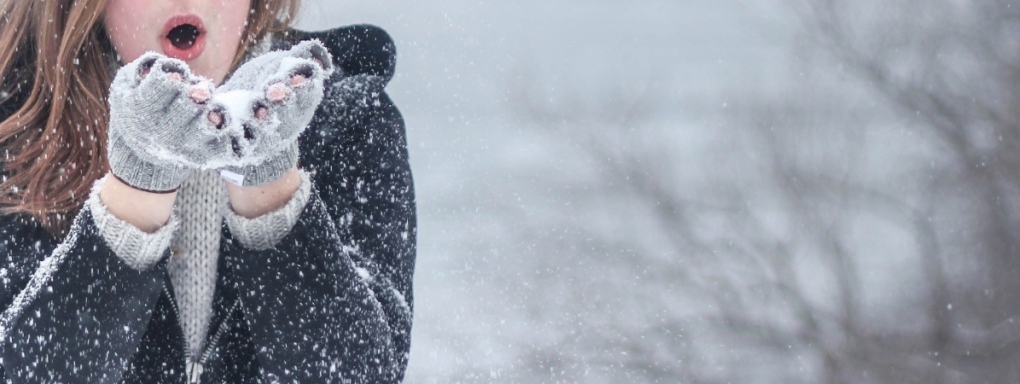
[108,53,221,192]
[209,40,335,186]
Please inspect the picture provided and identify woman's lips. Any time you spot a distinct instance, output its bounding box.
[160,14,206,61]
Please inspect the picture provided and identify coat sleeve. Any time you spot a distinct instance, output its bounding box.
[0,204,169,383]
[221,73,416,383]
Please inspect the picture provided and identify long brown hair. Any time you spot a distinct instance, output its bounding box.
[0,0,300,237]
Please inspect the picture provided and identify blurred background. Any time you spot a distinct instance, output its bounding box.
[299,1,1020,383]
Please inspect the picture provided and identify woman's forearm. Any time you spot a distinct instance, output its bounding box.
[99,172,177,233]
[96,165,300,234]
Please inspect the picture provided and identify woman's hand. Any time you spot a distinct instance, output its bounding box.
[103,42,334,223]
[102,53,222,231]
[106,53,223,192]
[209,40,335,187]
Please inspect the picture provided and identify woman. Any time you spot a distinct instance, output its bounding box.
[0,0,416,382]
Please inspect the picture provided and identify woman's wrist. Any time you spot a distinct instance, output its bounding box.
[225,167,302,219]
[99,171,178,233]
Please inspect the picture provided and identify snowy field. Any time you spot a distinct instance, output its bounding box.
[297,1,801,382]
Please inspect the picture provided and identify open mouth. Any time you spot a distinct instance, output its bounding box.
[161,15,206,61]
[168,24,200,50]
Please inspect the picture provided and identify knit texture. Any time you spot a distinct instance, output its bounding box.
[85,175,178,271]
[213,40,334,186]
[227,142,302,187]
[107,54,220,192]
[222,169,312,250]
[167,169,225,360]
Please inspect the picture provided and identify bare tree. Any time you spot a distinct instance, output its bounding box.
[790,0,1020,380]
[497,1,1020,383]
